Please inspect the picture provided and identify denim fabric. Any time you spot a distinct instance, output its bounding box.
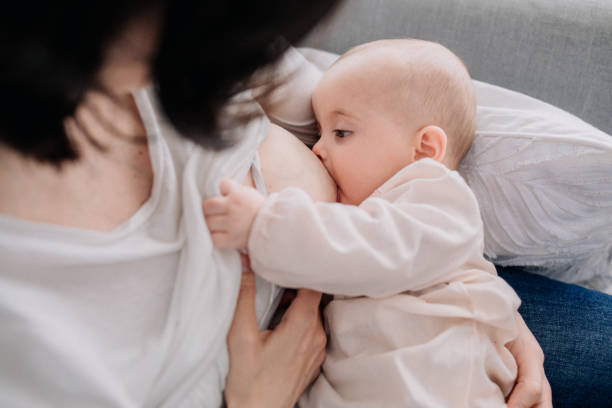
[498,267,612,408]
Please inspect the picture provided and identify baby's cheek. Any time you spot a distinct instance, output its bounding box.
[353,170,387,205]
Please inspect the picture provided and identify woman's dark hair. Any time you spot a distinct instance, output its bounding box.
[0,0,340,164]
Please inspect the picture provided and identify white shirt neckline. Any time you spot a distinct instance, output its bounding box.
[0,87,165,244]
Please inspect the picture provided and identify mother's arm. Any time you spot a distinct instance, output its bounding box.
[224,123,335,408]
[507,314,552,408]
[224,255,326,408]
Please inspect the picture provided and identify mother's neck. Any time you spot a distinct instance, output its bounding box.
[0,11,161,230]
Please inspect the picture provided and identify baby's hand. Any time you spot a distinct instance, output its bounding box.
[203,178,265,250]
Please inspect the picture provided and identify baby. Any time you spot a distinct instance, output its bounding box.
[204,39,520,407]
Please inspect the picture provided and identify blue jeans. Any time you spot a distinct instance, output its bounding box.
[498,267,612,408]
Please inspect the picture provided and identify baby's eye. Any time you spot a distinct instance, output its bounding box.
[334,129,353,138]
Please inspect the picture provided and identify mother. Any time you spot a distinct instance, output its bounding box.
[1,1,551,407]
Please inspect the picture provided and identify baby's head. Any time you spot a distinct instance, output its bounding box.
[312,39,476,205]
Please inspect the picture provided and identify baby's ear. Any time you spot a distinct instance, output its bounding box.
[414,125,447,163]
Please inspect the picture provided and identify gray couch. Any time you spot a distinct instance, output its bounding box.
[302,0,612,135]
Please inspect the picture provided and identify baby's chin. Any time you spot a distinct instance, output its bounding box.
[338,190,357,205]
[338,189,372,206]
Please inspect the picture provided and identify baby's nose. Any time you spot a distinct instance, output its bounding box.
[312,139,326,161]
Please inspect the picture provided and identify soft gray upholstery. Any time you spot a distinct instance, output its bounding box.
[302,0,612,135]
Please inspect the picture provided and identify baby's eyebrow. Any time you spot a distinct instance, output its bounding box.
[331,109,357,120]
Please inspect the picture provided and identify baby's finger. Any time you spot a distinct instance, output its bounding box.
[210,231,232,248]
[219,178,240,196]
[204,214,228,232]
[202,197,228,216]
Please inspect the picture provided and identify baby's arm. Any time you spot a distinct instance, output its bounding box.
[207,159,486,298]
[247,184,483,298]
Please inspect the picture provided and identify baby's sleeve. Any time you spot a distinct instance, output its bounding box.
[248,161,487,298]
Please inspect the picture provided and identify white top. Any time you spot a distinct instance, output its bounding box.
[0,87,280,408]
[0,45,326,408]
[248,159,520,407]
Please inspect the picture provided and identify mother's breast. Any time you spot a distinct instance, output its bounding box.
[255,124,337,202]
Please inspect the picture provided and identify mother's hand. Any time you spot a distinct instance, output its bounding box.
[506,313,552,408]
[224,254,326,408]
